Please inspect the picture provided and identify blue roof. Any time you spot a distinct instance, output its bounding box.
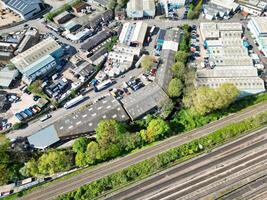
[28,125,60,149]
[23,55,55,77]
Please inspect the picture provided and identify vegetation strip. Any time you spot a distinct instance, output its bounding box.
[55,111,267,200]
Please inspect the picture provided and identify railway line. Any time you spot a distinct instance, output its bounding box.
[104,127,267,200]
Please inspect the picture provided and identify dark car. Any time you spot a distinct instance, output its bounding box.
[33,96,40,101]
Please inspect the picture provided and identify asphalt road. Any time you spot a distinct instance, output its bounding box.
[105,127,267,200]
[20,102,267,200]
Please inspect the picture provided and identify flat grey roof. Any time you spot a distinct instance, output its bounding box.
[54,95,129,138]
[121,83,169,120]
[155,49,176,92]
[28,125,60,149]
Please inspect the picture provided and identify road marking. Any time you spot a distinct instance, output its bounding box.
[112,114,117,118]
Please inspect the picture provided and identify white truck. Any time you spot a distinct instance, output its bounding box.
[64,95,85,109]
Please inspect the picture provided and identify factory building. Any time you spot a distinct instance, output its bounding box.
[10,37,63,84]
[119,21,148,46]
[197,22,265,96]
[126,0,155,19]
[0,0,44,19]
[248,16,267,57]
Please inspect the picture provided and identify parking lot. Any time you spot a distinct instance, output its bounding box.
[0,88,36,124]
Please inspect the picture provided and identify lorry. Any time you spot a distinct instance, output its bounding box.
[95,79,113,92]
[64,95,85,109]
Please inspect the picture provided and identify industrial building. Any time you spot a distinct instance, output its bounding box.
[155,49,176,92]
[203,0,239,20]
[16,27,39,53]
[126,0,155,19]
[53,95,129,139]
[121,82,170,120]
[27,125,60,149]
[119,21,148,46]
[235,0,267,16]
[247,16,267,57]
[10,37,63,84]
[197,22,265,96]
[156,29,180,50]
[53,11,75,24]
[0,67,19,88]
[159,0,186,17]
[81,30,112,51]
[0,0,44,19]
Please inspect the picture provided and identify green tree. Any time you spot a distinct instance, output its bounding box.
[140,118,170,143]
[75,152,87,167]
[183,83,239,115]
[108,0,117,10]
[175,51,188,63]
[28,80,43,94]
[0,164,8,185]
[141,55,156,71]
[73,137,90,153]
[171,61,186,79]
[96,120,126,149]
[86,141,101,165]
[168,78,183,98]
[19,159,39,177]
[38,151,73,175]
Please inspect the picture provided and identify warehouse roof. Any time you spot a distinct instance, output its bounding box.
[197,66,258,78]
[54,95,129,137]
[121,83,169,120]
[0,67,18,88]
[28,125,60,149]
[155,49,175,92]
[81,30,111,51]
[23,55,55,77]
[251,17,267,33]
[3,0,42,15]
[10,37,61,71]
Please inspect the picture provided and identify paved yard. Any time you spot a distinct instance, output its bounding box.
[0,4,21,27]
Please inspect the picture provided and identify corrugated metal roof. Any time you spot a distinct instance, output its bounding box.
[28,125,60,149]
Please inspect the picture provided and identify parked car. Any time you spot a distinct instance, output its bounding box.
[33,105,42,112]
[24,109,33,117]
[33,96,40,101]
[40,114,52,122]
[19,111,28,119]
[15,113,23,121]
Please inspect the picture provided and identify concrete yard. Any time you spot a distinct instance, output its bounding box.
[0,4,21,27]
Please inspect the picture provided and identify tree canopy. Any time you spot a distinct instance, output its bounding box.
[183,83,239,115]
[168,78,184,98]
[171,61,186,80]
[140,118,170,143]
[141,55,156,71]
[73,137,90,153]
